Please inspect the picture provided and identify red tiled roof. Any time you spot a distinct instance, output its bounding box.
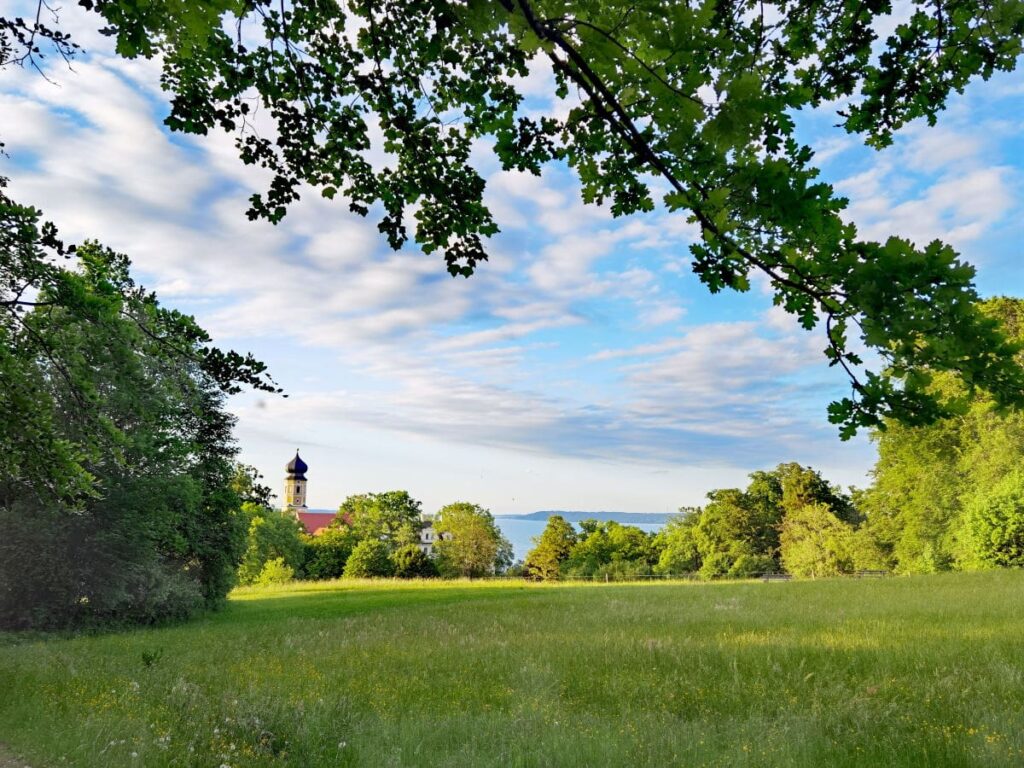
[296,510,338,535]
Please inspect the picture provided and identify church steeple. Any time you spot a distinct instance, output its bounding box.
[284,450,308,509]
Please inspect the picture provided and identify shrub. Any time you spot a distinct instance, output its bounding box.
[698,552,733,580]
[728,554,777,578]
[780,503,855,578]
[653,522,701,575]
[848,527,892,571]
[967,471,1024,567]
[302,527,357,580]
[237,506,306,585]
[593,559,652,581]
[391,545,439,578]
[256,558,295,586]
[344,539,394,578]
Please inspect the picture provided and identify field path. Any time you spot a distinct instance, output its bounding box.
[0,743,31,768]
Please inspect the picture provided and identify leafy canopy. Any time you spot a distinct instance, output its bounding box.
[859,298,1024,573]
[434,502,513,577]
[4,0,1024,435]
[0,180,273,627]
[335,490,423,547]
[524,514,577,580]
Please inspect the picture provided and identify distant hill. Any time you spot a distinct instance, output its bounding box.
[495,510,677,525]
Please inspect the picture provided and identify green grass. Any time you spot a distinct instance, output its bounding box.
[2,572,1024,767]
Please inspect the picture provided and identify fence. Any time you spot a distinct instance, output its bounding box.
[489,569,890,584]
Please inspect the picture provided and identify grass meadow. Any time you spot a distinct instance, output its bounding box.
[2,571,1024,767]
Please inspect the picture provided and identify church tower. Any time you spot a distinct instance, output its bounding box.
[284,450,308,509]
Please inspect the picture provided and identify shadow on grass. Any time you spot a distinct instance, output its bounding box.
[213,581,549,627]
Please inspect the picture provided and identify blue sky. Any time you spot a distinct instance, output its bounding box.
[1,6,1021,514]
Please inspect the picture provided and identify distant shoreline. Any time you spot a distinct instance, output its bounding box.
[494,511,677,524]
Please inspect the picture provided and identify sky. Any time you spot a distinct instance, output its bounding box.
[1,6,1022,514]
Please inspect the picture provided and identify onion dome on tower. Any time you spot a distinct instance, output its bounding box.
[286,450,308,480]
[284,450,308,508]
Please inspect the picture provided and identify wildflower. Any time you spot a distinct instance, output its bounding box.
[130,752,138,759]
[338,741,347,749]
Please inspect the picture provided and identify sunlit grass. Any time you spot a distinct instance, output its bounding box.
[2,571,1024,767]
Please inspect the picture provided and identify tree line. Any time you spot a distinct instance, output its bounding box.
[527,300,1024,582]
[524,463,870,581]
[236,490,513,586]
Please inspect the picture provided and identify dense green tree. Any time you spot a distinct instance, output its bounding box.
[5,1,1024,436]
[236,504,306,586]
[344,539,395,579]
[691,463,855,576]
[0,183,275,628]
[524,515,577,580]
[434,502,512,578]
[563,520,658,578]
[231,463,276,509]
[391,544,440,579]
[653,514,701,575]
[859,299,1024,573]
[302,526,359,581]
[336,491,423,548]
[727,554,778,579]
[965,471,1024,569]
[779,503,855,578]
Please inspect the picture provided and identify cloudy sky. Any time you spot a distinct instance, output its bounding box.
[1,6,1021,514]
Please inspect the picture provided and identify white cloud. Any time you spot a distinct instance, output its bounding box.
[11,18,987,506]
[837,122,1016,251]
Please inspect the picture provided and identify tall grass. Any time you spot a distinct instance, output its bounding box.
[2,571,1023,767]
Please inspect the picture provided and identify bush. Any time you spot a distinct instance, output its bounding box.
[0,486,237,630]
[302,527,357,580]
[593,560,652,581]
[237,506,306,585]
[848,527,892,571]
[256,558,295,586]
[728,554,777,578]
[653,522,701,575]
[344,539,394,578]
[391,544,439,578]
[780,503,855,578]
[698,552,733,580]
[503,561,527,578]
[967,471,1024,567]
